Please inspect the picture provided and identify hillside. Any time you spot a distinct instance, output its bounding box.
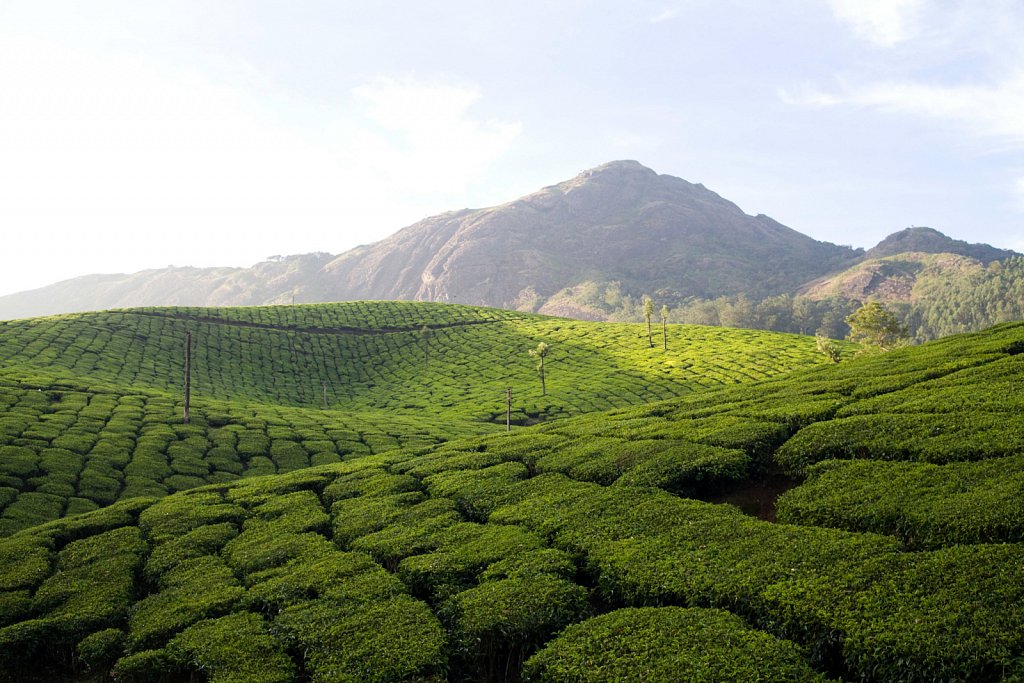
[1,310,1023,681]
[318,161,858,307]
[796,251,985,302]
[864,226,1016,263]
[0,254,337,322]
[0,301,830,537]
[0,161,863,320]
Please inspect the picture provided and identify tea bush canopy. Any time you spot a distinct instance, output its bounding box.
[1,301,1024,681]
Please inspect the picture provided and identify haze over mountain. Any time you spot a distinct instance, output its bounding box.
[0,162,1014,321]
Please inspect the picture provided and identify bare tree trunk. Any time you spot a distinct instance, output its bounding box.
[539,357,546,396]
[506,387,512,432]
[663,319,667,351]
[183,331,192,424]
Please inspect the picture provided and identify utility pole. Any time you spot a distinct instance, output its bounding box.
[183,331,192,424]
[506,387,512,433]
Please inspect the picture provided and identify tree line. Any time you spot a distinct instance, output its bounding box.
[605,256,1024,343]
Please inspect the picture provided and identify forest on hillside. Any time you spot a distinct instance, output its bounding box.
[602,256,1024,342]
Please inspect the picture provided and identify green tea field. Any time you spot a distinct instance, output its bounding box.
[1,302,1023,682]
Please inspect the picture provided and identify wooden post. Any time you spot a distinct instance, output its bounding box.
[183,331,192,424]
[506,387,512,433]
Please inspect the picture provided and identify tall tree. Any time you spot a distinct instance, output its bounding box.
[846,301,909,355]
[528,341,549,396]
[643,296,654,348]
[660,304,669,351]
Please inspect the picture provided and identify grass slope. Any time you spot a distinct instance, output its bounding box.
[1,309,1024,681]
[0,302,825,418]
[0,302,830,536]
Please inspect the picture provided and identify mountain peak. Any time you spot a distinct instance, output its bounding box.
[867,227,1016,264]
[0,161,860,319]
[586,159,654,173]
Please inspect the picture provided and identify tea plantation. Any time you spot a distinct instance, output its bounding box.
[1,302,1024,682]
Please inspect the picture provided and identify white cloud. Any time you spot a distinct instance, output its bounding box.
[0,37,520,295]
[786,3,1024,148]
[783,73,1024,147]
[649,8,680,23]
[829,0,924,47]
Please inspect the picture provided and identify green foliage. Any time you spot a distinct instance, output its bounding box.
[110,647,179,681]
[528,341,550,395]
[777,456,1024,548]
[0,302,826,533]
[165,612,296,683]
[139,490,245,544]
[274,596,446,683]
[243,550,402,613]
[128,556,245,650]
[145,522,239,579]
[0,526,146,673]
[442,576,591,681]
[775,412,1024,473]
[76,627,125,671]
[397,522,545,600]
[0,532,51,589]
[815,333,841,363]
[766,545,1024,683]
[423,462,530,520]
[845,301,910,354]
[523,607,827,682]
[2,305,1024,681]
[643,295,655,347]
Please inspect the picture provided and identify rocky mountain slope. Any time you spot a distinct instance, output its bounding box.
[315,161,860,307]
[0,162,1015,322]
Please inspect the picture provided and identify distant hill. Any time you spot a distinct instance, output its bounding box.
[1,163,1017,332]
[316,161,860,308]
[0,253,334,321]
[797,252,986,303]
[0,161,861,320]
[864,226,1015,263]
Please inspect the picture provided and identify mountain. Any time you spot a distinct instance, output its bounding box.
[0,253,334,321]
[0,162,1017,324]
[864,226,1015,263]
[0,161,860,320]
[797,252,986,303]
[316,161,860,307]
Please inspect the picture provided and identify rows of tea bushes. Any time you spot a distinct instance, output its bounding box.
[0,375,484,537]
[0,303,831,419]
[6,313,1024,554]
[2,443,1022,682]
[0,302,836,535]
[3,307,1024,679]
[133,300,525,331]
[523,607,831,682]
[776,455,1024,549]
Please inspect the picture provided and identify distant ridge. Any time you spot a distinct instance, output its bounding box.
[865,227,1015,263]
[316,160,860,308]
[0,162,1016,321]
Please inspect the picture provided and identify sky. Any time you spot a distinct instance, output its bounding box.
[1,0,1023,297]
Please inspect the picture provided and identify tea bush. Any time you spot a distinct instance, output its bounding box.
[523,607,828,682]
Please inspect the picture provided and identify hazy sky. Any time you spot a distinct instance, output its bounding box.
[2,1,1023,297]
